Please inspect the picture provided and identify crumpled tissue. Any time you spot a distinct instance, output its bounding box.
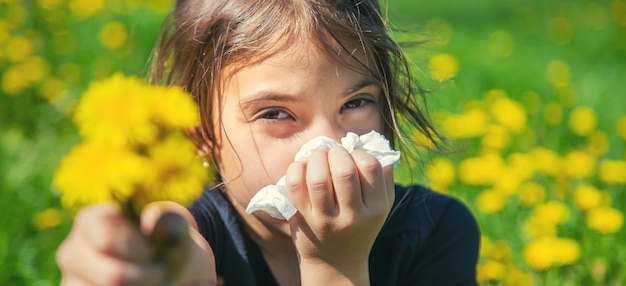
[245,130,401,220]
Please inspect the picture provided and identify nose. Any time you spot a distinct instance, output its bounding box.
[306,116,347,144]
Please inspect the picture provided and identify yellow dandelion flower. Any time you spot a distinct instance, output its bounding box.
[588,130,609,156]
[530,147,561,177]
[611,0,626,26]
[569,106,597,136]
[442,108,490,139]
[586,206,624,234]
[69,0,106,18]
[458,153,504,185]
[490,97,527,134]
[479,236,494,257]
[429,53,459,82]
[574,185,602,211]
[137,135,208,208]
[502,266,533,286]
[5,36,33,62]
[533,201,570,225]
[546,60,571,87]
[100,21,128,50]
[599,159,626,184]
[553,238,581,265]
[411,128,436,149]
[518,182,546,207]
[481,124,509,150]
[1,65,30,95]
[33,208,63,231]
[426,158,455,189]
[150,85,199,129]
[147,0,175,14]
[490,241,512,262]
[40,78,67,103]
[487,30,515,59]
[548,17,573,45]
[37,0,64,10]
[544,101,563,126]
[507,152,536,180]
[53,142,150,211]
[476,259,505,282]
[562,150,596,178]
[477,189,507,214]
[523,237,555,270]
[493,171,521,197]
[523,217,556,239]
[74,73,158,147]
[618,115,626,141]
[0,20,10,45]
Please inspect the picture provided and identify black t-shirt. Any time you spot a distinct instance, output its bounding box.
[189,185,480,285]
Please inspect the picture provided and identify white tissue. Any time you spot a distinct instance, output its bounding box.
[245,130,400,220]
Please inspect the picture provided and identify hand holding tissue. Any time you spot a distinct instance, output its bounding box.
[245,130,401,220]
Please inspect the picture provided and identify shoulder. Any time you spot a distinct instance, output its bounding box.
[370,185,480,285]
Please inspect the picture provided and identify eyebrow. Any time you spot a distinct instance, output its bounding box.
[239,78,378,108]
[342,78,377,97]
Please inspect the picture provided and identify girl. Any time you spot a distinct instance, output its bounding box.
[56,0,480,285]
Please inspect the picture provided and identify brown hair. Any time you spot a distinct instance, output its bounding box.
[151,0,438,164]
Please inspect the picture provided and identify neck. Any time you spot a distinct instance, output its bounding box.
[226,192,297,256]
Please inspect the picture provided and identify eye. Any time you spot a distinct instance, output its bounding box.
[340,97,374,112]
[256,108,294,121]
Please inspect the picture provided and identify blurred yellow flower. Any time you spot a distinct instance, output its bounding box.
[490,96,527,134]
[150,85,200,129]
[599,159,626,184]
[569,106,597,136]
[138,135,209,208]
[53,142,150,211]
[523,237,555,270]
[530,147,561,177]
[33,208,63,231]
[487,30,515,58]
[429,53,459,82]
[74,73,158,147]
[1,65,30,95]
[5,36,33,62]
[147,0,175,14]
[523,217,556,239]
[37,0,64,10]
[424,18,453,46]
[100,21,128,50]
[507,152,536,180]
[562,150,596,178]
[0,20,10,45]
[533,201,569,225]
[411,128,436,149]
[586,207,624,234]
[618,115,626,141]
[479,236,494,257]
[40,78,67,102]
[70,0,106,18]
[502,265,533,286]
[518,182,546,207]
[55,73,207,214]
[545,60,570,87]
[588,130,609,156]
[426,158,455,189]
[458,153,504,185]
[493,171,521,196]
[481,124,509,150]
[544,101,563,126]
[574,185,602,211]
[442,108,490,139]
[552,238,581,265]
[477,259,505,282]
[477,189,507,214]
[611,0,626,26]
[548,17,573,45]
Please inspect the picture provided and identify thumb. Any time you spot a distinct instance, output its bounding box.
[141,202,193,281]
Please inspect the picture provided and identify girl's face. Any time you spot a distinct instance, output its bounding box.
[214,40,384,233]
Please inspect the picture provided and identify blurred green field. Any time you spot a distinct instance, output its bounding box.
[1,0,625,285]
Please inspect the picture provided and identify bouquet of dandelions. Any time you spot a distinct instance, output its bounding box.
[53,73,210,222]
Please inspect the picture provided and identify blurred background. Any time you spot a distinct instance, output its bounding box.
[1,0,624,285]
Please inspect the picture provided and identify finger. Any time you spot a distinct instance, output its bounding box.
[383,165,395,211]
[77,203,152,261]
[141,202,194,281]
[57,221,164,286]
[305,146,337,217]
[327,146,362,214]
[350,150,388,213]
[285,160,310,217]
